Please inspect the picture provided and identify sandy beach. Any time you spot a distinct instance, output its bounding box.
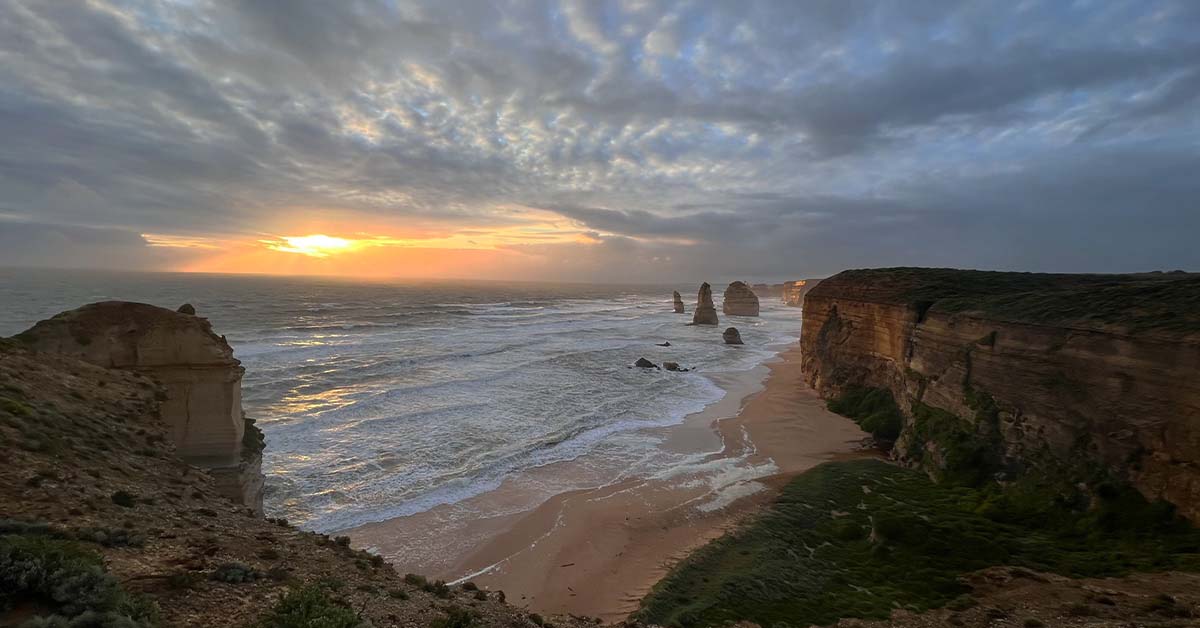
[349,344,871,622]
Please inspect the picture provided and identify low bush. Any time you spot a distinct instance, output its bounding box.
[432,606,478,628]
[0,535,158,626]
[826,386,904,441]
[210,562,260,584]
[255,585,362,628]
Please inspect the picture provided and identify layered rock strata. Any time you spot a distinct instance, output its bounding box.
[692,282,719,325]
[722,281,760,316]
[800,268,1200,521]
[15,301,265,514]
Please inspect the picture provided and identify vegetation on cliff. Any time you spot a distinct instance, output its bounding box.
[638,460,1200,628]
[810,267,1200,335]
[824,385,903,442]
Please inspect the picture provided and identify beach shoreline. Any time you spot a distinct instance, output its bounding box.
[348,343,871,622]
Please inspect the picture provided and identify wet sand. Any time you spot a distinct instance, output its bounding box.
[348,344,870,622]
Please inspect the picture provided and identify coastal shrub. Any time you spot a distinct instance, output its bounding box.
[432,605,478,628]
[0,535,158,626]
[0,395,33,417]
[637,459,1200,628]
[907,402,1000,486]
[423,579,451,598]
[404,573,427,587]
[210,562,260,584]
[255,585,362,628]
[826,386,903,441]
[110,491,137,508]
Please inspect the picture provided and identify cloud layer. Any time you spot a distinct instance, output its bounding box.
[1,0,1197,280]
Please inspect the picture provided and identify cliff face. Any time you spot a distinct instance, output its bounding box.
[783,279,816,306]
[800,268,1200,520]
[15,301,265,514]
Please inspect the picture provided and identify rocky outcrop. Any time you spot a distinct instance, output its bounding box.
[722,281,760,316]
[723,327,743,345]
[692,283,719,325]
[635,357,659,369]
[177,303,196,315]
[673,291,685,313]
[15,301,265,514]
[800,268,1200,521]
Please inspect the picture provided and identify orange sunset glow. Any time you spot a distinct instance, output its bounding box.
[162,211,610,279]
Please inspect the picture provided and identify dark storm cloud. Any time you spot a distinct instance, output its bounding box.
[0,0,1197,277]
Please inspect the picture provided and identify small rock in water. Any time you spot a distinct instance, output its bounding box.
[663,361,680,371]
[634,357,659,369]
[177,303,196,315]
[657,341,671,347]
[723,327,744,345]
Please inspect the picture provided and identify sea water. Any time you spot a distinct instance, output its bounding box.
[0,269,801,532]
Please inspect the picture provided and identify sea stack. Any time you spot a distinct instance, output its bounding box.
[673,290,685,313]
[15,301,266,514]
[722,281,760,316]
[723,327,744,345]
[692,282,719,325]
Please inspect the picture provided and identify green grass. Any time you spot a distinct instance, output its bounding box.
[826,386,904,441]
[637,460,1200,628]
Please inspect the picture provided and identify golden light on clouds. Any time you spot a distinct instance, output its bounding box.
[265,234,356,258]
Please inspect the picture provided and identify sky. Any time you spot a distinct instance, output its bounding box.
[0,0,1197,282]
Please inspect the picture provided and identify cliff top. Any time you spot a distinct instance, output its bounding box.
[13,301,238,368]
[0,339,595,627]
[808,267,1200,336]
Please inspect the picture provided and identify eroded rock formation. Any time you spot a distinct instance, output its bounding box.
[15,301,265,514]
[722,281,760,316]
[673,291,685,313]
[800,268,1200,521]
[723,327,743,345]
[692,283,719,325]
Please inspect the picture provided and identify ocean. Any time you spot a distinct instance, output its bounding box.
[0,268,801,533]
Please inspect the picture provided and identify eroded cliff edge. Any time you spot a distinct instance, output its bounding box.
[800,268,1200,520]
[14,301,266,514]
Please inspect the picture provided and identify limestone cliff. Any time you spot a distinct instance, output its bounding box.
[14,301,265,514]
[783,279,817,306]
[800,268,1200,520]
[722,281,760,316]
[673,290,685,313]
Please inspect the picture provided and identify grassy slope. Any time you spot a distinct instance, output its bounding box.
[809,268,1200,335]
[637,460,1200,628]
